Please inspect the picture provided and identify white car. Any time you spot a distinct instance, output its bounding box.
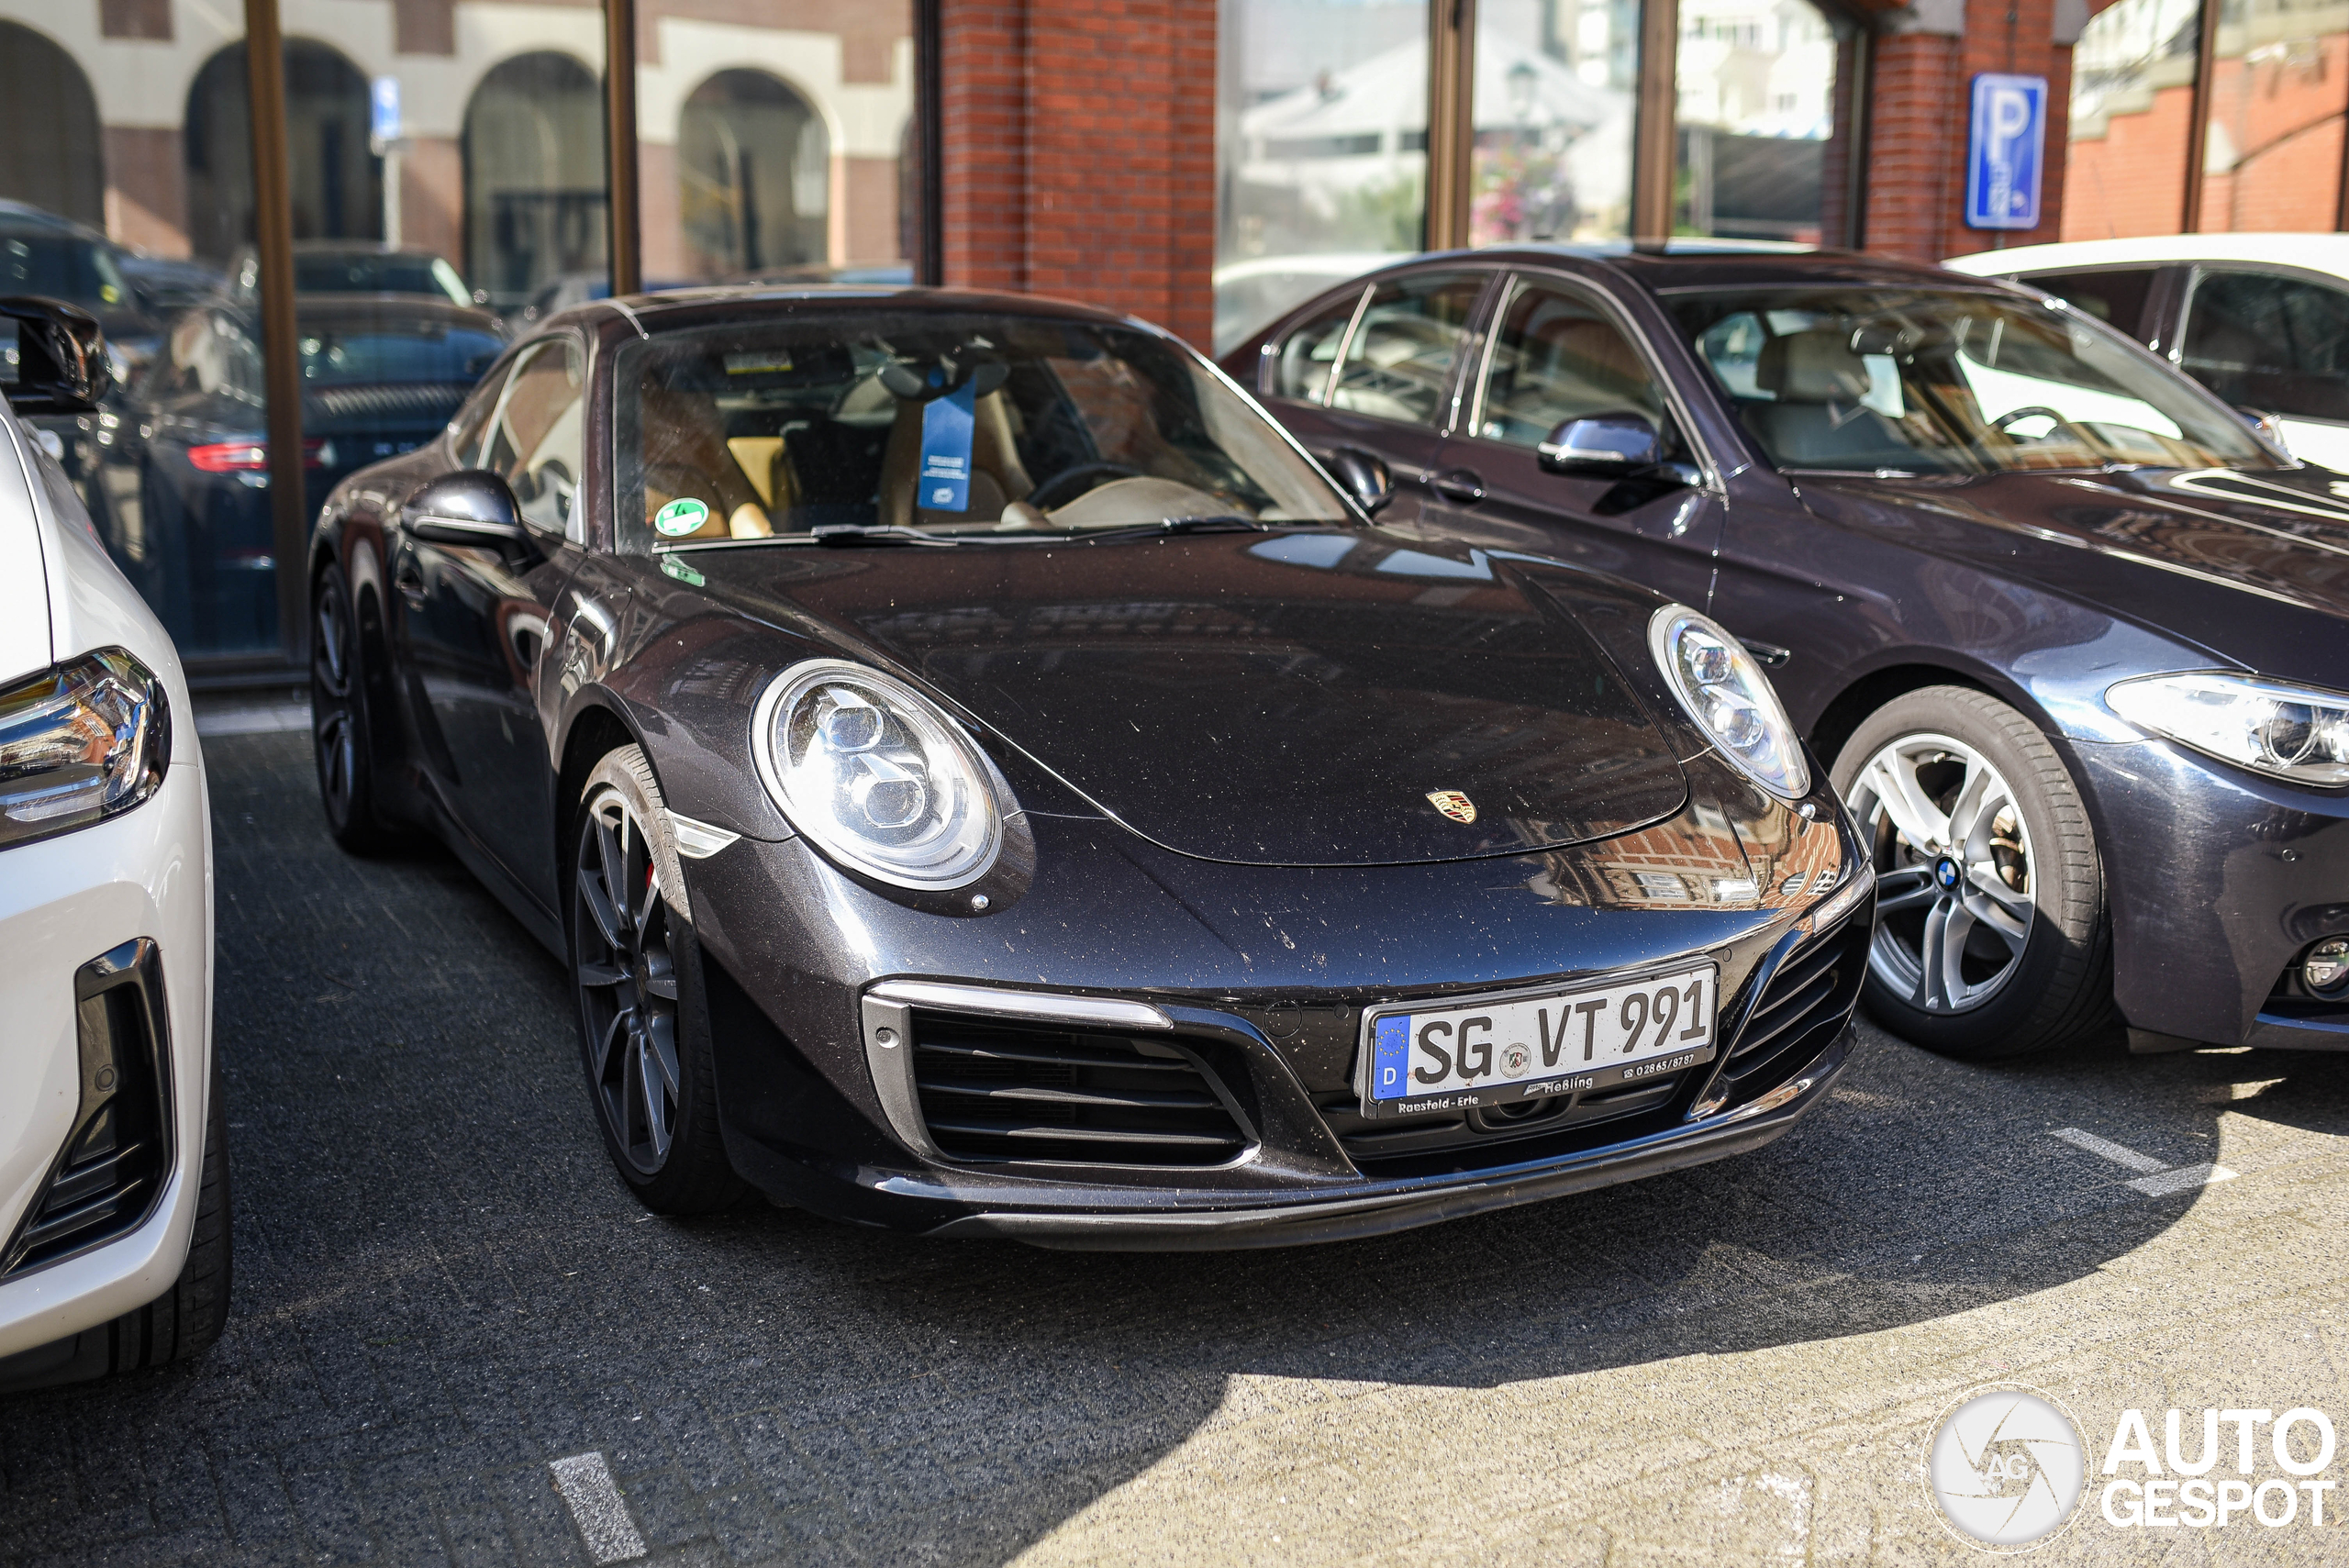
[1944,234,2349,471]
[0,299,224,1391]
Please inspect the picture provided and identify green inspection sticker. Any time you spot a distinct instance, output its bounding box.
[653,496,710,537]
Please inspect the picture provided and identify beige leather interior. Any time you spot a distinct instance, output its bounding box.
[639,386,771,539]
[1757,330,1874,403]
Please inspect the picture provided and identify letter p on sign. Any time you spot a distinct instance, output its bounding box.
[1966,73,2047,230]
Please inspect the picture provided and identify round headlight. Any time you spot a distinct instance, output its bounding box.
[1647,606,1810,800]
[751,660,1009,890]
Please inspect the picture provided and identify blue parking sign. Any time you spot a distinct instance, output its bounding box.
[1966,74,2045,230]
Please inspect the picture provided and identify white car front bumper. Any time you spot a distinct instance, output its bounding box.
[0,753,214,1360]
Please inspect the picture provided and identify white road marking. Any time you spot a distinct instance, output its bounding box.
[2049,1129,2240,1198]
[2129,1162,2238,1198]
[2048,1127,2167,1173]
[550,1451,647,1563]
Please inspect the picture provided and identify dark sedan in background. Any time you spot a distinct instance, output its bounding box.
[1230,247,2349,1062]
[93,294,504,656]
[302,285,1869,1246]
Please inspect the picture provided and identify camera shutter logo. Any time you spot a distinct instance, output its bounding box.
[1925,1384,2087,1551]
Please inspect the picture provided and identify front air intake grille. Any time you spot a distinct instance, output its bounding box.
[2,940,173,1279]
[910,1013,1255,1167]
[1720,912,1866,1089]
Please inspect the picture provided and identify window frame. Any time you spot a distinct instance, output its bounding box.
[1319,266,1503,432]
[1468,268,1724,484]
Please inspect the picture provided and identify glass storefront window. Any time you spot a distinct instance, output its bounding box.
[0,7,290,658]
[1471,0,1638,246]
[2195,0,2349,233]
[1672,0,1839,241]
[1214,0,1432,352]
[2065,0,2202,239]
[639,5,918,290]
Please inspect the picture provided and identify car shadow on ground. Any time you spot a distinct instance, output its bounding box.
[5,729,2342,1568]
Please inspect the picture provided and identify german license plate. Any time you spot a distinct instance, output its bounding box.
[1358,962,1717,1118]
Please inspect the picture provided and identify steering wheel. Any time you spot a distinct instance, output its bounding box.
[1026,462,1143,511]
[1987,406,2095,446]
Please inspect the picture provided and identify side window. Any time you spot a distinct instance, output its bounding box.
[1270,287,1364,404]
[1475,283,1670,449]
[1329,272,1488,428]
[446,355,513,466]
[2180,270,2349,422]
[2021,268,2158,339]
[482,338,587,539]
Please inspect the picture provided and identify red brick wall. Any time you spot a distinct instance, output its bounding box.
[1861,0,2080,263]
[939,0,1216,348]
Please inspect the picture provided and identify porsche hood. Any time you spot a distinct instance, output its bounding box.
[687,529,1693,867]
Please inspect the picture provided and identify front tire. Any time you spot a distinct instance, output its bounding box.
[1831,685,2111,1059]
[570,747,743,1214]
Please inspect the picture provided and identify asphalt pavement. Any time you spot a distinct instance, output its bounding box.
[6,722,2349,1566]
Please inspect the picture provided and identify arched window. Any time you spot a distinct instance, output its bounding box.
[0,22,103,228]
[677,70,829,278]
[464,52,607,311]
[186,39,377,265]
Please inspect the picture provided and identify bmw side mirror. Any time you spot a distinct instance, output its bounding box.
[1,297,113,414]
[405,470,528,550]
[1328,445,1396,516]
[1538,414,1663,478]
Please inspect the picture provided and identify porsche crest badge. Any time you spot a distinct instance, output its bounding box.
[1426,790,1476,824]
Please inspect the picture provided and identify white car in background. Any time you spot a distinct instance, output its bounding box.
[1944,234,2349,471]
[0,299,225,1391]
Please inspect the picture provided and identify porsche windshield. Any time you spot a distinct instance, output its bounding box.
[614,313,1349,548]
[1665,286,2271,475]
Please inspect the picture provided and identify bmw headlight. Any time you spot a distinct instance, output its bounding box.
[1648,606,1809,799]
[2106,672,2349,786]
[0,650,170,850]
[751,660,1010,890]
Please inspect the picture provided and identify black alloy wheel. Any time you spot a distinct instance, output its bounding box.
[569,747,742,1212]
[310,562,396,853]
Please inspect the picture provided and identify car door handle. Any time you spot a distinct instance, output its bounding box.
[1429,467,1486,504]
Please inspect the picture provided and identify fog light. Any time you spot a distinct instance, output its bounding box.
[2307,938,2349,995]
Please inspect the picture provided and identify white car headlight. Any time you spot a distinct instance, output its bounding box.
[0,649,170,850]
[1648,606,1810,800]
[2106,672,2349,786]
[751,660,1010,890]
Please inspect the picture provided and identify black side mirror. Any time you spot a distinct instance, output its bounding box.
[405,470,528,550]
[2,297,113,414]
[1328,445,1396,516]
[1538,414,1664,477]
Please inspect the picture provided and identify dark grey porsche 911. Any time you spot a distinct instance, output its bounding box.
[306,284,1870,1247]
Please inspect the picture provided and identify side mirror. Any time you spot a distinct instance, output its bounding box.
[1538,414,1663,478]
[1328,445,1396,516]
[2,297,113,414]
[404,470,527,550]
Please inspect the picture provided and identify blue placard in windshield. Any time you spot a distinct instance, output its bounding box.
[918,382,976,512]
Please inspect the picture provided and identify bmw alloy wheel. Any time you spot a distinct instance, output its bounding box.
[573,788,682,1172]
[1846,732,2036,1013]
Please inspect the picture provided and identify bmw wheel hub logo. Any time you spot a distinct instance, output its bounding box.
[1935,856,1963,890]
[1925,1384,2087,1551]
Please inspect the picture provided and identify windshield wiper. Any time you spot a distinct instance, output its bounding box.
[1075,514,1280,543]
